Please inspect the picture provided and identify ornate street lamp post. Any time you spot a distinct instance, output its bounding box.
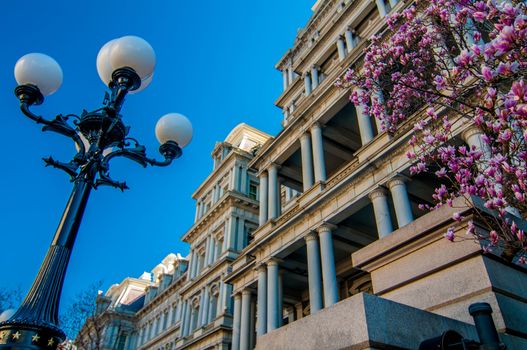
[0,36,193,350]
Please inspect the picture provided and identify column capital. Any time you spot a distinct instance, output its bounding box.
[368,187,388,200]
[268,162,281,171]
[242,288,254,296]
[255,263,268,273]
[461,125,483,143]
[300,132,311,141]
[304,231,319,242]
[266,257,283,266]
[233,292,242,300]
[310,122,324,131]
[317,222,337,234]
[386,175,410,190]
[311,64,320,70]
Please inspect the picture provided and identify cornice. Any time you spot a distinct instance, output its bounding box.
[276,0,339,70]
[178,258,233,296]
[181,191,259,243]
[192,148,254,199]
[137,274,187,317]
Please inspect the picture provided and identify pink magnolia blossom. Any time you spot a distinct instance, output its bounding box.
[340,0,527,263]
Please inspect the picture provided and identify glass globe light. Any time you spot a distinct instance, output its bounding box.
[155,113,193,148]
[0,309,15,322]
[129,73,153,95]
[14,53,63,96]
[96,39,118,86]
[109,36,156,80]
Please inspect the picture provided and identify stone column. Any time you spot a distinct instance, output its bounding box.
[207,236,216,265]
[387,176,414,228]
[345,28,356,53]
[198,201,204,219]
[268,164,280,220]
[462,125,490,157]
[225,283,234,313]
[285,307,295,324]
[138,328,144,346]
[231,164,241,192]
[197,289,205,327]
[240,290,252,350]
[237,217,246,251]
[201,288,210,327]
[388,0,397,7]
[214,238,221,261]
[375,0,388,17]
[195,202,200,222]
[222,219,229,252]
[311,65,319,90]
[283,108,290,124]
[337,36,347,61]
[180,300,190,337]
[278,271,284,327]
[259,172,269,225]
[277,177,283,218]
[287,67,294,85]
[267,259,280,331]
[240,166,248,194]
[176,298,183,321]
[282,70,288,90]
[285,187,292,202]
[190,250,198,279]
[204,235,211,267]
[232,293,242,350]
[208,292,217,324]
[369,188,394,238]
[304,73,312,96]
[304,232,323,314]
[197,252,204,274]
[374,89,386,132]
[300,133,315,191]
[354,90,374,145]
[295,303,303,320]
[311,123,327,182]
[256,265,267,337]
[187,250,194,279]
[227,216,238,250]
[249,298,257,349]
[217,281,225,316]
[212,185,218,203]
[318,224,339,307]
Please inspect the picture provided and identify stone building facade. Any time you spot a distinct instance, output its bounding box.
[83,0,527,349]
[85,124,271,350]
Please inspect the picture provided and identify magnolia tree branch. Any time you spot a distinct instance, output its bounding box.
[339,0,527,263]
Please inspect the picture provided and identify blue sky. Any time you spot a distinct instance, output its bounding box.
[0,1,314,309]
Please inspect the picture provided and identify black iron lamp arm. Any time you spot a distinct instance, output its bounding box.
[95,139,181,190]
[19,101,88,178]
[19,102,86,156]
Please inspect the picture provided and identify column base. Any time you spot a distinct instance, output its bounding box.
[0,320,65,350]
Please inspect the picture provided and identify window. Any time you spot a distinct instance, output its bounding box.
[163,310,168,330]
[248,181,258,200]
[116,333,127,350]
[172,303,178,324]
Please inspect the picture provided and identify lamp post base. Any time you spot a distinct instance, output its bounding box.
[0,321,64,350]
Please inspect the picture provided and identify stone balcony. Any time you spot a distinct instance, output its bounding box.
[255,292,477,350]
[352,196,527,348]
